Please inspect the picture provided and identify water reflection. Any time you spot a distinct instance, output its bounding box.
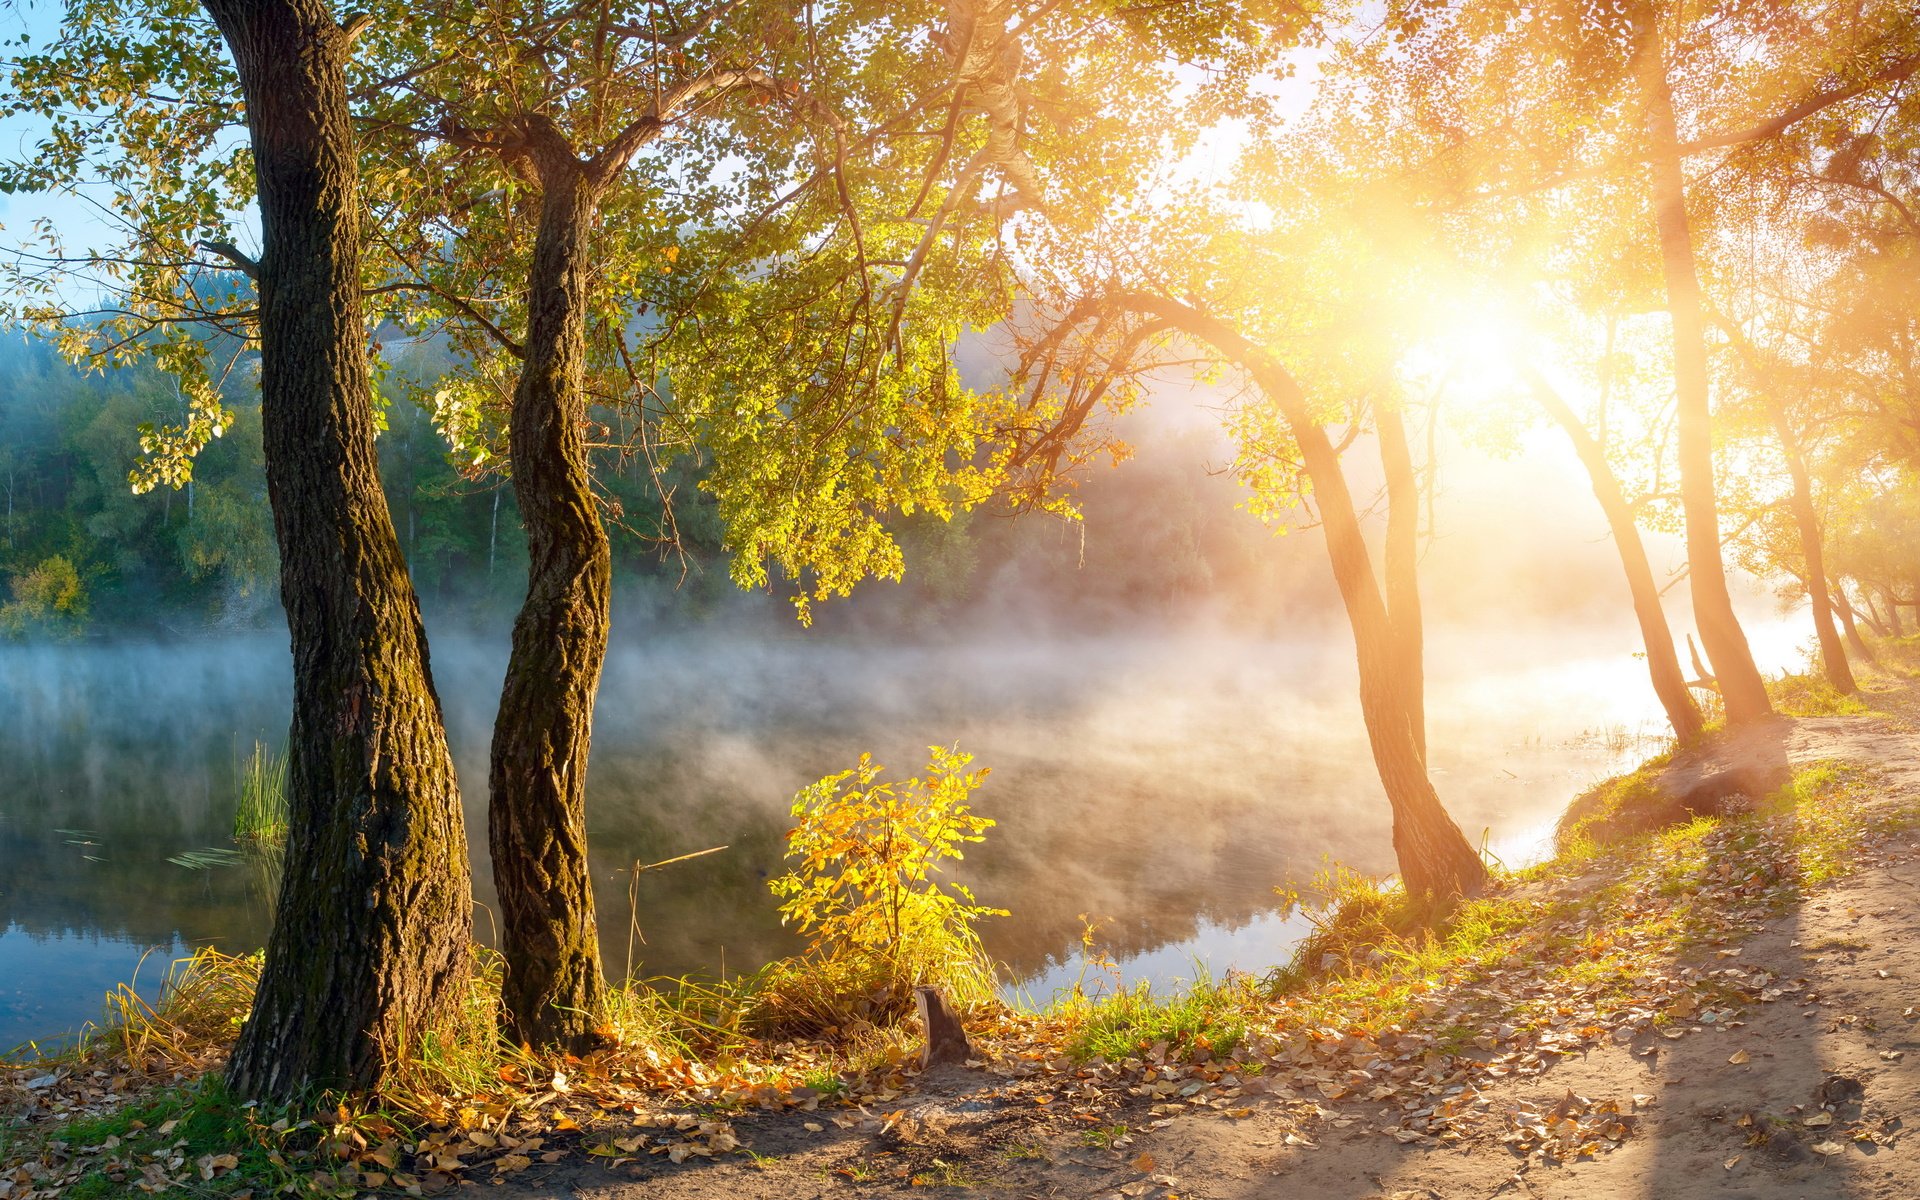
[0,616,1815,1048]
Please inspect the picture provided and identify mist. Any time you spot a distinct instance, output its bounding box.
[0,385,1827,1046]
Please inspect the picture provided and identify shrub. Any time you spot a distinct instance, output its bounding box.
[0,555,87,639]
[760,746,1005,1037]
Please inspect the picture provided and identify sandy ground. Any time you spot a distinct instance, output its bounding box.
[468,699,1920,1200]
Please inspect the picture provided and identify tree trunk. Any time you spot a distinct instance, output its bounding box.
[1298,412,1483,899]
[1761,399,1855,692]
[1528,370,1705,741]
[206,0,473,1101]
[1832,584,1880,666]
[1882,589,1905,636]
[1376,402,1427,761]
[488,131,612,1052]
[1859,589,1890,636]
[1632,7,1774,725]
[1112,294,1488,898]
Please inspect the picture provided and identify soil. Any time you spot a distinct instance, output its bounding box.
[474,696,1920,1200]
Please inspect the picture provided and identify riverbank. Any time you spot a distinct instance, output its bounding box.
[6,654,1920,1199]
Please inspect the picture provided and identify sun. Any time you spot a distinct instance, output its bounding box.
[1397,287,1538,403]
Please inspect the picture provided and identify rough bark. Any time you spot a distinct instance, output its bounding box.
[1632,7,1774,724]
[206,0,473,1101]
[1111,293,1487,898]
[488,125,612,1052]
[1527,370,1706,742]
[1376,403,1427,762]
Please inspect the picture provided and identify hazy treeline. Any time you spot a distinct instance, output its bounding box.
[0,330,1366,638]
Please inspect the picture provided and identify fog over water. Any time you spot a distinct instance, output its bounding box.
[0,397,1831,1049]
[0,608,1814,1051]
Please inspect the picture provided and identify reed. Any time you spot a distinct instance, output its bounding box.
[232,739,288,847]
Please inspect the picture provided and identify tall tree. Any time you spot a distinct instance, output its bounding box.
[1376,400,1428,760]
[1014,290,1489,899]
[197,0,472,1099]
[1627,2,1773,723]
[1709,313,1856,692]
[346,0,1317,1046]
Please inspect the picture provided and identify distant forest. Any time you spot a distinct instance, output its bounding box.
[0,330,1343,638]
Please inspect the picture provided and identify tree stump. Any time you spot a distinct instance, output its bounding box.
[915,986,972,1069]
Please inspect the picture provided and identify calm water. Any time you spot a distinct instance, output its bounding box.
[0,617,1813,1050]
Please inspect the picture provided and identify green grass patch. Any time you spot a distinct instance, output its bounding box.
[1060,971,1251,1064]
[1554,747,1695,854]
[29,1079,305,1198]
[232,739,289,847]
[1768,670,1871,717]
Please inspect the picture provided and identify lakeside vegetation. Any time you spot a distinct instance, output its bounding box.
[6,642,1918,1196]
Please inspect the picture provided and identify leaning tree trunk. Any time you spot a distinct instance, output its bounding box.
[1376,403,1427,762]
[1632,7,1773,725]
[1859,589,1891,636]
[488,130,612,1052]
[1528,370,1706,741]
[1832,583,1880,666]
[1295,411,1483,898]
[205,0,473,1101]
[1761,398,1855,692]
[1111,295,1486,897]
[1880,589,1904,636]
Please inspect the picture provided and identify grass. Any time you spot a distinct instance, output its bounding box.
[1057,967,1253,1064]
[1553,742,1685,854]
[232,739,288,847]
[42,1080,315,1198]
[1767,668,1872,717]
[910,1157,984,1187]
[1248,759,1904,1041]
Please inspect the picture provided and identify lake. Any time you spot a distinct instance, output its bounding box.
[0,615,1813,1051]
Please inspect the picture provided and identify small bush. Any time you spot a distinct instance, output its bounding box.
[1554,770,1673,853]
[1266,863,1428,993]
[760,746,1005,1038]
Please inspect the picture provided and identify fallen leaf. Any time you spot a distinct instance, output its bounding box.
[1727,1050,1751,1065]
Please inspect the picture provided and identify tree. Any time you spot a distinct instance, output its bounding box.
[1011,284,1489,899]
[8,0,482,1099]
[342,0,1316,1046]
[1526,367,1707,739]
[1623,2,1775,723]
[1376,400,1428,759]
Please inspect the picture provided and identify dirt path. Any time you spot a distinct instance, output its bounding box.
[482,707,1920,1200]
